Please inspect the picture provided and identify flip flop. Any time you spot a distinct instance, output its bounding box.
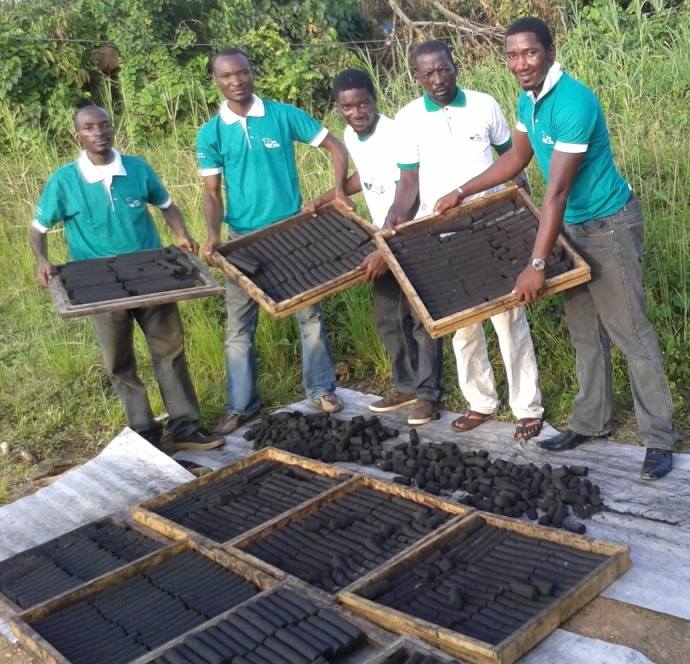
[515,418,544,441]
[451,411,492,432]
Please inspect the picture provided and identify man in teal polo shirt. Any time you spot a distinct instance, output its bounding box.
[433,17,677,479]
[30,105,223,451]
[198,47,351,435]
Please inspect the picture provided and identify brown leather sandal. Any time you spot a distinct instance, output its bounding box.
[451,411,492,432]
[515,417,544,441]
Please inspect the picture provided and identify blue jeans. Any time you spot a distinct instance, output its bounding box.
[223,276,336,415]
[562,193,676,450]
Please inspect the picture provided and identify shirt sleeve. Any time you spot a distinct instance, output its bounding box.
[515,95,528,133]
[196,122,223,177]
[33,173,66,231]
[488,97,512,148]
[552,93,599,154]
[285,104,326,146]
[394,110,419,170]
[143,161,171,208]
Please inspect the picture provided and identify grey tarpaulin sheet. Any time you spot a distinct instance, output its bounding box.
[0,427,194,641]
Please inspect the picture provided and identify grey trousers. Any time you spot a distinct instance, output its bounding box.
[372,271,443,402]
[91,303,200,441]
[562,193,676,450]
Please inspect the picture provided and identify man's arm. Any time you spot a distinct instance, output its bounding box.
[383,169,419,229]
[160,203,198,254]
[201,174,224,266]
[318,134,356,210]
[433,130,534,213]
[304,172,362,214]
[29,226,54,286]
[513,150,584,302]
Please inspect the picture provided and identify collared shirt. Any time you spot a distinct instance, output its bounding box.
[33,150,171,260]
[516,63,630,223]
[395,88,512,218]
[196,95,328,234]
[344,115,399,229]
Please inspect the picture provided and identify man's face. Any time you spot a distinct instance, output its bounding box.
[213,54,254,104]
[505,32,555,94]
[415,51,457,107]
[336,88,377,136]
[74,108,114,154]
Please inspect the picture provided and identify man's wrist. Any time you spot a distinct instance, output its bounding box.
[530,257,546,272]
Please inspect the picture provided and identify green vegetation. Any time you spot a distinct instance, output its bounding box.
[1,0,689,503]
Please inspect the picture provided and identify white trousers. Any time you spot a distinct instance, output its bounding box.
[452,307,543,419]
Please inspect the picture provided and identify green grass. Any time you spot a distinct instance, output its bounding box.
[1,2,689,502]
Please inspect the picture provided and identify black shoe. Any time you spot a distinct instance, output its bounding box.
[640,448,673,480]
[537,429,591,451]
[171,428,225,451]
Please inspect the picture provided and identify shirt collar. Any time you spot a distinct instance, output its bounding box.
[77,149,126,183]
[423,88,466,112]
[219,95,265,124]
[527,61,563,102]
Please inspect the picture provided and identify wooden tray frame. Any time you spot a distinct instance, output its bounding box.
[374,187,591,338]
[213,200,376,317]
[10,538,278,664]
[131,447,355,548]
[0,514,173,619]
[48,248,224,319]
[338,512,630,664]
[368,636,469,663]
[228,473,473,598]
[130,576,397,663]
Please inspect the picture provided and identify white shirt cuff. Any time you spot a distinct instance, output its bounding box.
[200,167,222,177]
[310,127,329,147]
[554,141,588,154]
[157,197,172,210]
[515,121,528,133]
[32,219,50,233]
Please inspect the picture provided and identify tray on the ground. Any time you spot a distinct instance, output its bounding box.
[132,447,354,548]
[369,636,467,663]
[213,201,376,317]
[10,539,277,664]
[339,512,630,664]
[48,246,223,319]
[229,473,471,596]
[374,187,591,338]
[0,516,171,616]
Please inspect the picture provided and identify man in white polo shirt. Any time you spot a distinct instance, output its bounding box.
[386,40,544,440]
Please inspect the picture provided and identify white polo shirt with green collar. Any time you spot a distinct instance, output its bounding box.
[395,88,512,218]
[32,150,170,261]
[196,95,328,234]
[515,62,630,224]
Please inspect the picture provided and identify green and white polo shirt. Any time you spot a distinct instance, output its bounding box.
[32,150,170,261]
[344,115,399,229]
[196,95,328,234]
[516,63,630,223]
[395,88,512,218]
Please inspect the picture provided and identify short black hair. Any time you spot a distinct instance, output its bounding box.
[73,105,110,130]
[333,69,376,101]
[505,17,554,51]
[211,47,251,73]
[413,39,453,65]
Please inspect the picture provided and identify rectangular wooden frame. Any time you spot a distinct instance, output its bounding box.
[130,576,397,663]
[368,636,469,663]
[48,250,224,319]
[0,514,173,619]
[374,187,591,338]
[338,512,630,664]
[131,447,356,548]
[228,473,473,597]
[213,200,376,317]
[10,538,278,664]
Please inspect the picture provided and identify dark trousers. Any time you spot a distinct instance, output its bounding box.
[562,193,676,450]
[372,271,443,402]
[91,303,200,440]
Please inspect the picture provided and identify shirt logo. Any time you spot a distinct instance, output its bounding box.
[541,131,554,145]
[262,138,281,149]
[363,182,385,194]
[126,197,143,208]
[468,133,483,141]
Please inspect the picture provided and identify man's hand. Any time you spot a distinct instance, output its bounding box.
[513,172,531,195]
[202,233,221,267]
[334,188,356,212]
[360,250,389,282]
[514,265,546,303]
[36,259,55,287]
[383,206,409,230]
[177,232,199,255]
[433,189,464,215]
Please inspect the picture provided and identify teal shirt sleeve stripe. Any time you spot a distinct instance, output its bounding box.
[492,138,512,155]
[397,162,419,171]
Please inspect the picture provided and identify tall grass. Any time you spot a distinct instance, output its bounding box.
[0,3,688,501]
